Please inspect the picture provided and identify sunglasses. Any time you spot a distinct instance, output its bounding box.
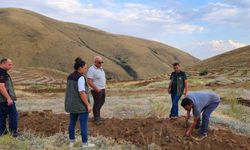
[97,61,104,64]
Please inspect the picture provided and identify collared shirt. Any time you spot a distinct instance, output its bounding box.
[186,91,221,117]
[87,65,106,89]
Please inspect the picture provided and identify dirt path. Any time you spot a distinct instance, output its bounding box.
[18,111,250,150]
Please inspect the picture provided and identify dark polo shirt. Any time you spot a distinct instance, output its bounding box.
[0,68,17,102]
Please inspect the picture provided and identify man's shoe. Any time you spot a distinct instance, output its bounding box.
[69,140,75,148]
[82,143,95,148]
[195,124,200,129]
[94,120,103,125]
[12,132,20,138]
[170,116,178,120]
[198,133,207,140]
[99,117,105,121]
[69,142,74,148]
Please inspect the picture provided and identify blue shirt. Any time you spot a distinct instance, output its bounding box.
[186,91,220,117]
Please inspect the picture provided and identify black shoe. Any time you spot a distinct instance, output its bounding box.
[12,132,20,137]
[3,130,8,135]
[99,117,105,121]
[195,124,200,129]
[94,120,103,125]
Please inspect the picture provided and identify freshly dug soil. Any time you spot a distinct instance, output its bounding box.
[18,111,250,150]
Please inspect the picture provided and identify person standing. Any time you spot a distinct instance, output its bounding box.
[168,62,188,119]
[87,56,106,125]
[181,91,220,138]
[0,58,18,137]
[65,57,94,148]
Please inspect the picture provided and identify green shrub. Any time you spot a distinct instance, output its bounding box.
[199,69,208,76]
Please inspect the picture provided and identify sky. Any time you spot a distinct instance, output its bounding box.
[1,0,250,60]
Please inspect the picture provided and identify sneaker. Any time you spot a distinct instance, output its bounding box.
[170,116,178,120]
[99,117,105,121]
[82,143,95,148]
[94,120,103,125]
[69,142,74,148]
[198,133,207,140]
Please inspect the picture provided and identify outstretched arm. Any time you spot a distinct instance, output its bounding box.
[185,117,199,136]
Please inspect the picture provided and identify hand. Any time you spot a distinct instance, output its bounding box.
[167,88,171,94]
[185,130,191,136]
[185,114,190,120]
[7,99,14,106]
[87,104,92,113]
[184,91,188,97]
[95,88,101,93]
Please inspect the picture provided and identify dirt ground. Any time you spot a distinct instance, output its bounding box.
[18,111,250,150]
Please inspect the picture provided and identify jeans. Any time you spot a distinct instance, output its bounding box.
[0,102,18,136]
[68,112,89,143]
[91,89,105,121]
[169,94,181,117]
[199,102,220,135]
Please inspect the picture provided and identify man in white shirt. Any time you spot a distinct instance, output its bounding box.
[87,56,106,125]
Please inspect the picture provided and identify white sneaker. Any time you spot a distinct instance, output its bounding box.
[69,142,74,148]
[82,143,95,148]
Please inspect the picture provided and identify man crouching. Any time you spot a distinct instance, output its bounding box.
[181,91,220,138]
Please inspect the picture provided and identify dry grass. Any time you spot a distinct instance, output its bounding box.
[0,132,138,150]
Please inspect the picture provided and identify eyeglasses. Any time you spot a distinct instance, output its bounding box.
[98,61,104,64]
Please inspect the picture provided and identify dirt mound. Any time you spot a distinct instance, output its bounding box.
[18,111,250,150]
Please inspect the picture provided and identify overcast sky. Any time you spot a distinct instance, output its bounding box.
[1,0,250,60]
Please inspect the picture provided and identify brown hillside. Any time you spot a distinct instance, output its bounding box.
[191,45,250,71]
[0,8,198,80]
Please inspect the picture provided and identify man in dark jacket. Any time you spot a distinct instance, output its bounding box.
[168,62,188,119]
[0,58,18,137]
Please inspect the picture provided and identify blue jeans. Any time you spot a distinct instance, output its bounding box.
[68,112,89,143]
[199,102,220,135]
[169,94,181,117]
[0,102,18,136]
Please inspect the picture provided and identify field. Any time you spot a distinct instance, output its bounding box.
[1,67,250,150]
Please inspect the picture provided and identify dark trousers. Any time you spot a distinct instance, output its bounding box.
[68,112,89,143]
[91,89,105,121]
[0,102,18,136]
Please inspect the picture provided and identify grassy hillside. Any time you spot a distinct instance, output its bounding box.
[190,45,250,74]
[0,8,198,80]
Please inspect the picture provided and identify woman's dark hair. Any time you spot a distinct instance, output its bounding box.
[74,57,86,70]
[181,98,192,107]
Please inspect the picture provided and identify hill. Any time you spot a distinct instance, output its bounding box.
[190,45,250,76]
[0,8,198,80]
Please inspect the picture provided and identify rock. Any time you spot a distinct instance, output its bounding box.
[228,143,233,148]
[230,78,243,83]
[237,97,250,107]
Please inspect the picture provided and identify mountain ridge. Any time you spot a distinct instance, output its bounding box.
[0,8,199,80]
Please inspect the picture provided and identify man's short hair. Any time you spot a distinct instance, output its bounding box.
[181,98,192,107]
[172,62,180,67]
[0,57,7,64]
